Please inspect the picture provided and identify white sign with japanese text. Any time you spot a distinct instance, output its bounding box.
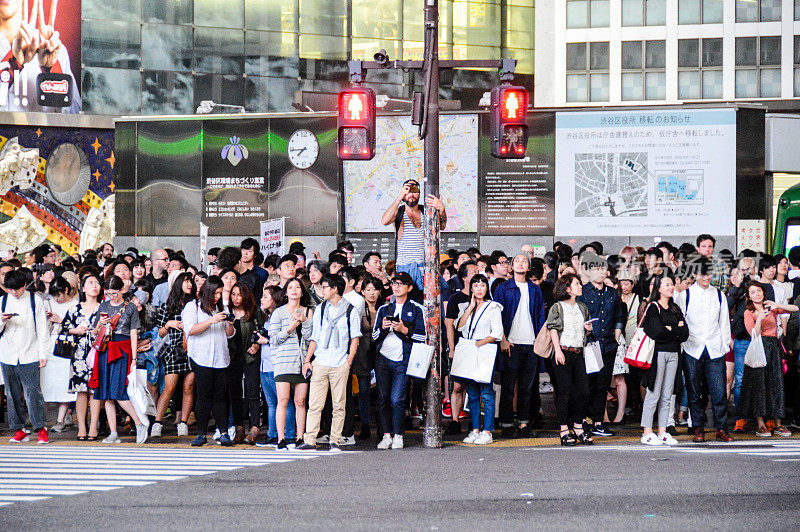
[260,218,285,257]
[737,219,766,254]
[199,223,208,272]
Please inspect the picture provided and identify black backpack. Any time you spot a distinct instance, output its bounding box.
[0,291,37,341]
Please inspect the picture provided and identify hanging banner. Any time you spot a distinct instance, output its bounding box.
[260,218,285,257]
[199,222,208,271]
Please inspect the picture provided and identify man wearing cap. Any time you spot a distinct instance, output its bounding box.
[577,251,623,437]
[380,179,447,290]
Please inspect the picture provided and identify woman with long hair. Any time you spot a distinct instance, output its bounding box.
[151,272,196,439]
[89,276,148,444]
[457,274,503,446]
[306,260,327,307]
[131,259,146,284]
[354,276,382,440]
[738,282,797,438]
[269,277,313,450]
[227,281,264,444]
[182,275,235,446]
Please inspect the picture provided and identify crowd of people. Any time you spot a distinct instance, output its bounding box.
[1,181,799,450]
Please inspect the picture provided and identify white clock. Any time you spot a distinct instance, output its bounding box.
[287,129,319,169]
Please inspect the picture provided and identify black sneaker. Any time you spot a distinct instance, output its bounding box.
[276,439,288,451]
[190,434,207,447]
[444,421,462,435]
[665,425,679,436]
[328,443,342,453]
[592,424,615,437]
[517,425,535,438]
[255,435,277,447]
[501,426,516,439]
[296,442,316,450]
[357,426,371,440]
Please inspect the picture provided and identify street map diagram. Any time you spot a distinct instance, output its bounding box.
[655,171,704,205]
[344,115,478,232]
[574,152,648,217]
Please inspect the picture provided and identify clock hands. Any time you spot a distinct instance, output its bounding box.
[290,147,308,156]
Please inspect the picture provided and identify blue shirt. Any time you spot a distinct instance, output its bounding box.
[577,282,623,346]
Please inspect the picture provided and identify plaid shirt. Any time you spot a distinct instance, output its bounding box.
[155,306,183,358]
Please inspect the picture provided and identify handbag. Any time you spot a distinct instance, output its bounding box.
[450,303,498,383]
[744,334,767,368]
[584,340,604,374]
[406,342,435,379]
[623,303,656,370]
[53,321,77,360]
[533,321,553,359]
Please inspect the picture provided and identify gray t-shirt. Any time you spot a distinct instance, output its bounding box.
[94,301,141,336]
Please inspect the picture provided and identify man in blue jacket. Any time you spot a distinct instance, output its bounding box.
[372,272,427,450]
[493,254,546,438]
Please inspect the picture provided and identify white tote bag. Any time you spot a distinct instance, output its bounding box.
[584,340,604,374]
[744,335,767,368]
[451,338,498,384]
[406,342,435,378]
[127,367,156,421]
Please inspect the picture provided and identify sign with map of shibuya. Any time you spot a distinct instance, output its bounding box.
[343,114,478,233]
[554,109,736,236]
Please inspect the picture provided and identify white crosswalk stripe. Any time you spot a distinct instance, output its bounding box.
[0,445,351,507]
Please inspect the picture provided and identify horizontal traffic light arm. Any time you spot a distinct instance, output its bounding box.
[349,59,516,81]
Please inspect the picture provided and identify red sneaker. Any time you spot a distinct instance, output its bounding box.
[9,429,30,443]
[37,428,49,444]
[442,400,452,418]
[459,410,469,420]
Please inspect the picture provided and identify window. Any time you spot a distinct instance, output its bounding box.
[795,35,800,95]
[567,0,610,28]
[566,42,609,102]
[736,0,782,22]
[796,0,800,19]
[677,38,723,99]
[622,0,666,26]
[735,36,781,98]
[678,0,723,24]
[621,40,665,100]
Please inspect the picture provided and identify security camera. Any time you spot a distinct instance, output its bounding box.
[374,49,389,67]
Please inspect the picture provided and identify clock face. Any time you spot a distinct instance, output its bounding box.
[287,129,319,169]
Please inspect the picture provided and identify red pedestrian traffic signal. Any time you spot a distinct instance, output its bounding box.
[338,87,376,160]
[490,85,529,159]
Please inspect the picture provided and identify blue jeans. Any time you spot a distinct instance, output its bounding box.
[732,339,749,411]
[375,354,410,435]
[260,371,296,440]
[465,381,495,431]
[683,349,728,431]
[2,361,47,431]
[396,261,448,293]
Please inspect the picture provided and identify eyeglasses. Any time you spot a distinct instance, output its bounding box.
[391,280,407,286]
[321,284,332,290]
[497,260,508,265]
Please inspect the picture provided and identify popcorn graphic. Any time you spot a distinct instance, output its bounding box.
[221,136,249,166]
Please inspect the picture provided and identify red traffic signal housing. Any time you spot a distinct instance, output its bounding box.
[338,87,376,160]
[490,85,529,159]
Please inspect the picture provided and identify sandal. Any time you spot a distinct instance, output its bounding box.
[77,435,88,441]
[560,431,578,446]
[576,431,594,445]
[87,435,98,441]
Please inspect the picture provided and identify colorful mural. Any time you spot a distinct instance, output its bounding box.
[0,124,114,256]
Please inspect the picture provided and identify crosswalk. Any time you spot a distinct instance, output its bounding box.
[0,445,348,507]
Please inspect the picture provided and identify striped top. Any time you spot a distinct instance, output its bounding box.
[396,209,425,265]
[268,304,313,377]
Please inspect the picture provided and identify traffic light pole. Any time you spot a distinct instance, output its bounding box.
[346,1,517,449]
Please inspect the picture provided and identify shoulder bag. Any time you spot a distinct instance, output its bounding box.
[623,302,656,370]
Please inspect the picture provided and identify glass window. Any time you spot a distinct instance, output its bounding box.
[761,0,782,21]
[567,43,587,71]
[735,69,758,97]
[736,37,757,66]
[82,20,141,69]
[505,6,534,50]
[245,31,299,77]
[590,42,609,70]
[621,72,644,100]
[796,0,800,19]
[195,0,244,28]
[760,68,782,97]
[702,38,723,67]
[678,71,701,99]
[703,0,723,22]
[141,24,193,72]
[352,0,401,39]
[646,0,666,25]
[678,0,700,24]
[760,36,782,66]
[243,76,300,112]
[622,0,644,26]
[352,38,401,60]
[81,67,141,114]
[736,0,758,21]
[299,0,348,36]
[590,0,610,27]
[83,0,141,21]
[452,44,502,61]
[622,41,643,69]
[590,73,609,100]
[645,71,666,100]
[143,0,193,24]
[567,0,589,28]
[504,48,534,75]
[566,74,588,102]
[703,69,723,98]
[194,27,244,75]
[246,0,297,32]
[795,67,800,96]
[453,1,501,47]
[194,74,244,109]
[645,40,666,69]
[299,34,348,60]
[795,35,800,64]
[678,39,699,68]
[403,0,425,40]
[141,71,194,115]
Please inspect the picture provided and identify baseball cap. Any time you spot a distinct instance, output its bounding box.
[392,271,414,286]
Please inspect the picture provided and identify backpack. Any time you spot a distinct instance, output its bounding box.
[393,205,406,234]
[685,286,722,321]
[0,291,37,341]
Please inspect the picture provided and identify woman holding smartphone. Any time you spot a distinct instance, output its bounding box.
[269,277,313,450]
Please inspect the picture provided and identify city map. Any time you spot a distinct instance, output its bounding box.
[655,171,704,205]
[573,152,648,217]
[344,115,478,232]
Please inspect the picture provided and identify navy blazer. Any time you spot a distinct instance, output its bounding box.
[372,299,427,365]
[492,279,546,340]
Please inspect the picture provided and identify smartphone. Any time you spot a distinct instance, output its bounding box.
[225,314,237,322]
[409,184,420,193]
[100,312,109,319]
[304,367,312,379]
[387,316,400,323]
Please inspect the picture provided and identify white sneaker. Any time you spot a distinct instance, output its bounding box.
[63,413,74,427]
[136,424,148,444]
[658,432,679,446]
[539,382,554,394]
[317,434,330,444]
[462,429,479,444]
[474,431,493,445]
[150,422,162,438]
[339,435,356,446]
[177,422,189,436]
[391,434,404,449]
[102,432,121,444]
[212,428,221,440]
[227,425,236,439]
[641,433,663,446]
[377,433,392,450]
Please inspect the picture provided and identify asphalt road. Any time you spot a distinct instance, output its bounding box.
[1,434,799,531]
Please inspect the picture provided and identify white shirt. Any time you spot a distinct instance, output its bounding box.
[676,283,731,360]
[343,290,366,320]
[380,305,404,362]
[558,302,585,348]
[457,301,504,342]
[508,281,535,345]
[310,299,362,368]
[0,291,50,365]
[181,301,231,369]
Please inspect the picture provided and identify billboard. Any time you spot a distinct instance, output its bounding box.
[554,108,736,236]
[0,0,81,113]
